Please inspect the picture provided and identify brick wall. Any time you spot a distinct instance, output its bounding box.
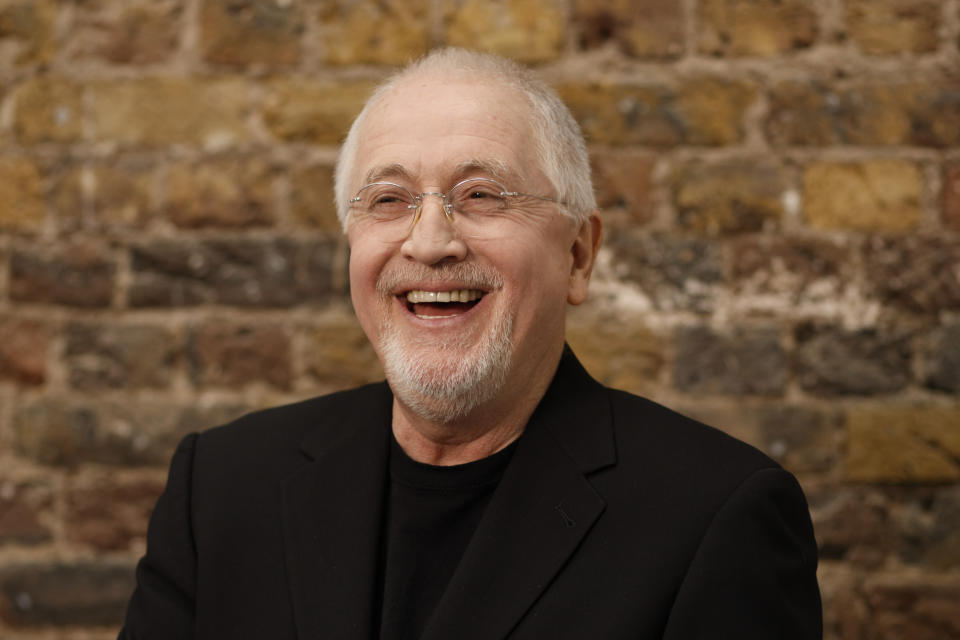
[0,0,958,637]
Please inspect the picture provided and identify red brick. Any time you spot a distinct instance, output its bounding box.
[0,318,47,385]
[573,0,684,58]
[864,575,960,638]
[944,164,960,230]
[590,151,655,228]
[65,476,165,552]
[0,480,53,545]
[10,242,116,308]
[189,322,292,390]
[200,0,303,68]
[698,0,818,57]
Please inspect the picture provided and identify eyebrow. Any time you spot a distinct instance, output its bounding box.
[360,158,521,189]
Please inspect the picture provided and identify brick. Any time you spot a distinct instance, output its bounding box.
[92,161,156,227]
[808,488,896,567]
[589,151,655,228]
[65,322,178,390]
[13,399,186,467]
[803,161,923,231]
[605,231,722,313]
[698,0,818,57]
[188,322,292,390]
[673,160,785,233]
[12,77,84,143]
[442,0,566,63]
[864,236,960,314]
[796,324,913,396]
[0,480,53,545]
[756,406,838,474]
[291,164,340,232]
[566,313,663,394]
[65,476,164,552]
[0,0,56,67]
[674,325,787,396]
[944,163,960,230]
[845,406,960,482]
[558,78,754,147]
[10,243,115,308]
[729,236,852,314]
[923,325,960,393]
[165,157,277,229]
[917,487,960,569]
[669,404,761,452]
[306,312,384,390]
[818,565,869,640]
[176,402,249,434]
[92,77,250,147]
[0,318,47,385]
[200,0,303,68]
[65,0,182,64]
[864,575,960,638]
[0,157,45,233]
[573,0,683,58]
[0,562,134,627]
[129,237,336,307]
[846,0,940,55]
[262,79,373,145]
[766,81,960,148]
[318,0,429,65]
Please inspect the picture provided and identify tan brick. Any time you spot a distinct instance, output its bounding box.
[306,312,383,391]
[558,78,753,147]
[92,162,155,227]
[0,157,45,233]
[12,77,84,143]
[767,81,960,148]
[165,158,276,229]
[262,80,373,145]
[698,0,818,57]
[0,318,47,385]
[291,164,340,232]
[674,160,785,233]
[804,161,922,231]
[573,0,684,58]
[846,0,940,55]
[442,0,566,63]
[200,0,303,68]
[52,166,85,230]
[318,0,429,65]
[944,163,960,230]
[845,406,960,482]
[92,77,250,147]
[0,0,56,67]
[66,0,182,64]
[590,151,654,228]
[566,314,663,394]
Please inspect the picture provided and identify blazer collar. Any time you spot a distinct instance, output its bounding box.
[281,347,616,640]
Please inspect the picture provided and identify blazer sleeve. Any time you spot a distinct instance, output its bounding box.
[661,467,822,639]
[119,433,199,640]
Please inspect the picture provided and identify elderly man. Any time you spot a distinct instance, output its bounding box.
[121,48,821,639]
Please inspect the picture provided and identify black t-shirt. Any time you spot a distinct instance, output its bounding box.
[378,435,518,640]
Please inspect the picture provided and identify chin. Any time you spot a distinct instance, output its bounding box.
[379,311,514,424]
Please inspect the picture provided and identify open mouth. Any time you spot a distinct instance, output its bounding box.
[403,289,485,319]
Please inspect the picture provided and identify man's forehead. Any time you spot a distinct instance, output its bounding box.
[361,158,517,187]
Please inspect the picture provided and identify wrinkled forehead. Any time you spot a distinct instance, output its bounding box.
[351,75,542,189]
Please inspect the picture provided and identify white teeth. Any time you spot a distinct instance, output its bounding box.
[405,289,483,304]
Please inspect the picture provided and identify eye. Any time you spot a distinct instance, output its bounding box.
[452,180,507,214]
[357,183,414,218]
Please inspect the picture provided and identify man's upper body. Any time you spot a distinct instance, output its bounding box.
[120,48,821,638]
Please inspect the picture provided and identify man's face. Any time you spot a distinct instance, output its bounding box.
[346,76,591,423]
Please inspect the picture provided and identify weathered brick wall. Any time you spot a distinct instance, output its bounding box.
[0,0,958,637]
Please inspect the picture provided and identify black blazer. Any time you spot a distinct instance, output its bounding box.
[120,350,821,639]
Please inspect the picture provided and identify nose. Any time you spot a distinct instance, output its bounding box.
[400,196,468,265]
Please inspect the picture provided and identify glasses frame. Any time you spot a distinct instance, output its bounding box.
[347,177,562,231]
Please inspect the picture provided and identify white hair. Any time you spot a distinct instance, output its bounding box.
[334,47,596,228]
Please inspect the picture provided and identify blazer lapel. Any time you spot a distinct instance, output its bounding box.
[421,350,616,640]
[280,383,393,640]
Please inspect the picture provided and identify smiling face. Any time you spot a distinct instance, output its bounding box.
[346,74,597,426]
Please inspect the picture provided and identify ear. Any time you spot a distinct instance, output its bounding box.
[567,211,603,305]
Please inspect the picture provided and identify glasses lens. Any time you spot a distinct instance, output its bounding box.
[355,183,415,220]
[449,179,508,217]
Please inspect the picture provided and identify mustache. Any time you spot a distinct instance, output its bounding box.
[376,262,504,296]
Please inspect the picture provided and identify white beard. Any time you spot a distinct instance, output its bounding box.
[379,310,513,424]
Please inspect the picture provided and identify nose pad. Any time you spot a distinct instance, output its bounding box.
[405,195,455,238]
